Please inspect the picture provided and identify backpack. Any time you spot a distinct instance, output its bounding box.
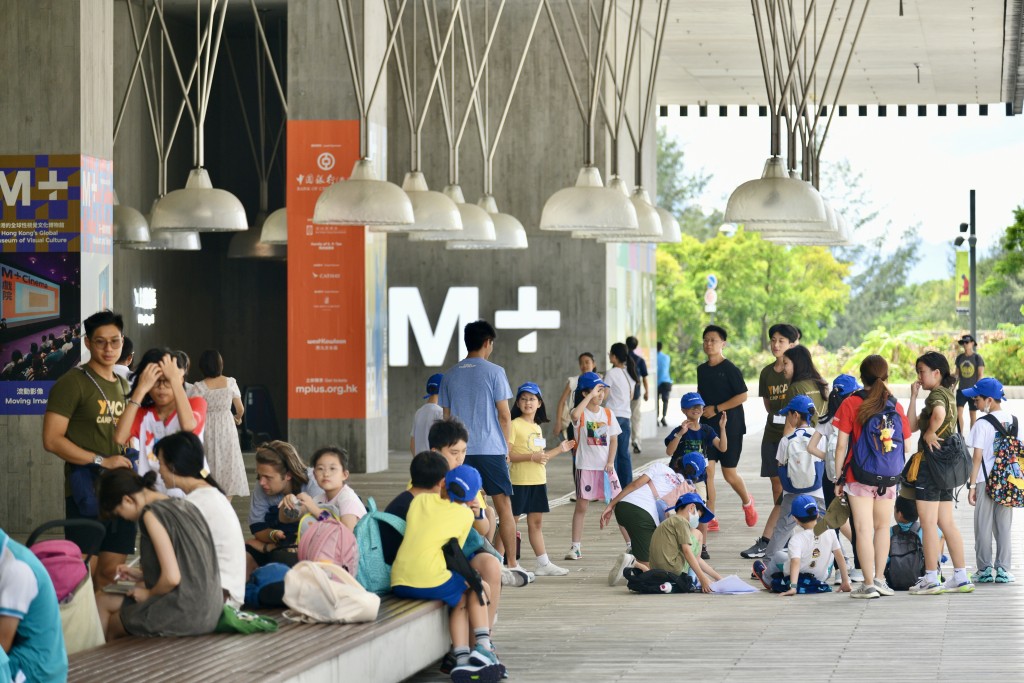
[353,497,407,595]
[849,397,905,494]
[980,414,1024,508]
[623,566,694,594]
[30,540,88,603]
[884,522,924,590]
[283,561,380,624]
[777,427,824,494]
[244,562,289,608]
[823,424,840,482]
[297,513,360,578]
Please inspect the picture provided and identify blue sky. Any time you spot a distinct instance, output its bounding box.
[660,108,1024,283]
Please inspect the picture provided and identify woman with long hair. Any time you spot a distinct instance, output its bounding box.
[606,343,638,488]
[192,349,248,499]
[832,355,910,598]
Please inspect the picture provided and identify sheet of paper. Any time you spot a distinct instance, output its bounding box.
[710,575,758,594]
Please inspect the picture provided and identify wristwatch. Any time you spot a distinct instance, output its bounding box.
[968,483,977,490]
[93,454,104,466]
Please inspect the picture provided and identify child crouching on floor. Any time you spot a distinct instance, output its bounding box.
[754,495,851,595]
[647,493,722,593]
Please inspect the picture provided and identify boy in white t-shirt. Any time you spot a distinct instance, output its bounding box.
[754,495,851,595]
[964,377,1018,583]
[410,373,444,456]
[564,372,622,561]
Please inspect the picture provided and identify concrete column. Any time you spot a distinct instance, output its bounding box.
[0,0,114,536]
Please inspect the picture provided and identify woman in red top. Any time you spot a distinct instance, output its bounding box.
[832,355,910,599]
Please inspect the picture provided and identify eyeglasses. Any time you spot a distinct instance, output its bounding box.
[90,336,123,349]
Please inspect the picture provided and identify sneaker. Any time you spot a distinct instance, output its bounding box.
[975,566,995,583]
[633,442,642,454]
[909,577,944,595]
[499,567,529,587]
[752,560,772,591]
[740,537,769,559]
[608,553,635,586]
[534,561,569,577]
[563,546,583,561]
[873,578,895,596]
[941,577,976,594]
[742,495,758,527]
[701,545,710,560]
[850,583,880,599]
[848,568,864,583]
[996,567,1016,583]
[439,649,457,675]
[488,643,508,680]
[569,494,577,502]
[707,518,720,532]
[451,647,502,683]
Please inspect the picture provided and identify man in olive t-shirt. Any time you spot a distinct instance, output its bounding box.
[42,311,134,587]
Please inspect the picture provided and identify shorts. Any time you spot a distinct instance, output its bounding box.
[956,389,975,408]
[510,483,550,515]
[760,439,781,478]
[704,419,743,469]
[843,480,897,500]
[657,382,672,398]
[914,466,954,502]
[575,469,621,501]
[613,501,657,562]
[245,544,299,568]
[693,480,708,502]
[393,572,468,608]
[65,496,137,556]
[465,454,513,497]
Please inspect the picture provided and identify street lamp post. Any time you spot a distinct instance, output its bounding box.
[954,189,978,339]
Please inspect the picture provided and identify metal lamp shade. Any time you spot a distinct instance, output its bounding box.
[655,206,682,243]
[149,168,248,232]
[313,159,414,227]
[113,203,150,245]
[228,226,286,259]
[446,195,527,250]
[259,207,288,245]
[596,188,664,243]
[374,172,462,233]
[762,202,849,246]
[540,166,639,232]
[128,229,202,251]
[724,157,828,226]
[408,185,493,243]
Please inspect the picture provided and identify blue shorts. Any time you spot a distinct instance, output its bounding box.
[466,454,513,497]
[393,572,468,608]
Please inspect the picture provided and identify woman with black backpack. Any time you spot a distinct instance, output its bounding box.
[832,355,910,599]
[906,351,974,595]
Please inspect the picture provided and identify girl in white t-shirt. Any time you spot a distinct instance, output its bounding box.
[114,348,208,498]
[606,343,638,488]
[564,372,622,562]
[289,446,366,530]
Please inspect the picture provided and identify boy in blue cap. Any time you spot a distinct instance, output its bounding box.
[754,495,851,595]
[391,465,502,682]
[410,373,445,456]
[648,493,721,593]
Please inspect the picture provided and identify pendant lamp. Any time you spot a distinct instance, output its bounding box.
[259,208,288,245]
[654,206,682,243]
[131,229,202,251]
[112,191,150,245]
[447,195,526,250]
[408,185,494,242]
[229,215,286,259]
[597,188,663,243]
[724,156,827,226]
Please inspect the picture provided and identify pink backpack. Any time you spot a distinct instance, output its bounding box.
[31,540,88,602]
[297,515,359,578]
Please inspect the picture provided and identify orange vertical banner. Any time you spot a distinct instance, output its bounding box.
[287,120,366,419]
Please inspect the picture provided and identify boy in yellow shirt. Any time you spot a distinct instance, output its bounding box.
[391,465,502,682]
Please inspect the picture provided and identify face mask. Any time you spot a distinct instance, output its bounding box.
[688,512,701,529]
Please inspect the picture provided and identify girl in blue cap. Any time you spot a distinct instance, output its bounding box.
[509,382,576,577]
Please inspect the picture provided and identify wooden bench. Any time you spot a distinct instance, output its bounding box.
[67,596,448,683]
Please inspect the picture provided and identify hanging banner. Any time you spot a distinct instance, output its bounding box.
[287,120,367,420]
[955,250,970,313]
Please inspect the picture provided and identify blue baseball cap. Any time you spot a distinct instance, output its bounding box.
[423,373,444,399]
[962,377,1005,401]
[791,494,820,520]
[577,371,610,391]
[679,451,707,481]
[832,374,861,396]
[778,394,815,418]
[445,465,482,503]
[516,382,542,398]
[680,392,705,409]
[671,492,714,523]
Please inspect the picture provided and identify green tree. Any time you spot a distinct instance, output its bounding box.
[655,126,719,240]
[982,205,1024,297]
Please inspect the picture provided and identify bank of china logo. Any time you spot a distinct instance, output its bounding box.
[316,153,336,172]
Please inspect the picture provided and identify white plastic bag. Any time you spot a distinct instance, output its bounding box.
[282,561,380,624]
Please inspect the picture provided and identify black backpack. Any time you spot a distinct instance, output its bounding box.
[884,522,924,590]
[624,567,694,594]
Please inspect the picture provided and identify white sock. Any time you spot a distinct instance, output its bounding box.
[954,568,969,583]
[571,541,581,549]
[925,569,938,583]
[537,553,550,567]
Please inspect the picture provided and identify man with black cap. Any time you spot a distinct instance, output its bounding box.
[955,334,985,432]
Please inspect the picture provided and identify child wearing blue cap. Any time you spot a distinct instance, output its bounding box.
[391,465,503,681]
[410,373,444,456]
[665,397,725,558]
[754,495,851,595]
[964,377,1018,584]
[509,382,576,577]
[647,493,721,593]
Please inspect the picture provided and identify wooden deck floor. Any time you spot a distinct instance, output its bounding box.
[235,394,1024,682]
